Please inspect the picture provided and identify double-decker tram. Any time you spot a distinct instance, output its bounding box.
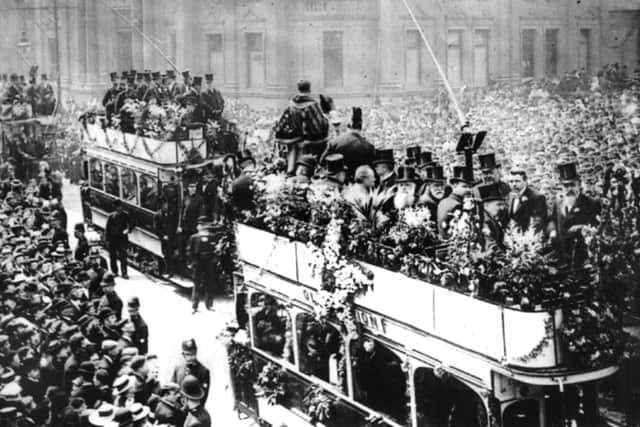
[226,223,623,427]
[79,117,238,284]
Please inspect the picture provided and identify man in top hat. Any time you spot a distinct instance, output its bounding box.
[230,150,257,211]
[392,165,420,212]
[547,162,600,266]
[437,166,475,239]
[181,375,211,427]
[319,107,375,176]
[417,164,447,222]
[275,80,329,175]
[506,167,547,233]
[477,183,508,253]
[114,75,136,113]
[475,153,510,198]
[405,146,422,167]
[141,71,160,103]
[105,200,132,279]
[201,73,225,122]
[127,296,148,355]
[320,153,348,192]
[37,73,56,115]
[291,155,317,185]
[200,166,221,221]
[186,216,221,313]
[173,69,191,101]
[171,339,210,404]
[166,69,178,99]
[102,72,121,124]
[373,149,396,191]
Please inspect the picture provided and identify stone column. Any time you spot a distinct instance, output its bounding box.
[378,0,403,92]
[223,0,239,93]
[265,1,290,94]
[86,0,100,85]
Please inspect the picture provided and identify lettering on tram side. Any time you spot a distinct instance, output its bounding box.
[355,310,388,336]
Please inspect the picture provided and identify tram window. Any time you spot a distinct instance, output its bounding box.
[351,337,409,424]
[121,168,138,204]
[89,159,103,190]
[104,163,120,197]
[250,293,293,363]
[140,174,159,211]
[414,367,487,427]
[295,314,344,388]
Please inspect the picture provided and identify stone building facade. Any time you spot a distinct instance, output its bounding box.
[0,0,638,104]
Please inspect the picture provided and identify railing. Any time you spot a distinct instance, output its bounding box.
[236,223,570,370]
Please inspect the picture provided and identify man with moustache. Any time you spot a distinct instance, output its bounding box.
[373,149,396,191]
[547,162,600,266]
[416,164,447,222]
[477,183,508,253]
[392,165,419,212]
[506,167,547,233]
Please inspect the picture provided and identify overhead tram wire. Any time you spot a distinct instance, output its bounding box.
[98,0,179,72]
[399,0,467,126]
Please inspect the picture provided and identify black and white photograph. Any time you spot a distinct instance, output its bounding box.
[0,0,639,426]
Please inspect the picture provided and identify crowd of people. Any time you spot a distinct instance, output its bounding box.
[0,66,57,118]
[100,69,224,140]
[0,171,215,425]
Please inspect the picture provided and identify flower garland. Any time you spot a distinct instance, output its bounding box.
[517,317,554,363]
[254,362,286,405]
[310,218,373,338]
[302,385,336,425]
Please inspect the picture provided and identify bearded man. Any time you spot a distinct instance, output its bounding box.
[416,164,447,222]
[547,162,600,266]
[392,166,419,212]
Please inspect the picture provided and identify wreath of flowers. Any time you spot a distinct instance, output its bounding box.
[302,385,336,425]
[254,362,286,405]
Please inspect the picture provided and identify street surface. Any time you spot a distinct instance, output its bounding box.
[63,181,253,426]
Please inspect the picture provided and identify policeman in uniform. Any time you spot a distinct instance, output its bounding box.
[153,200,178,277]
[105,199,132,279]
[186,216,220,313]
[200,167,220,220]
[127,296,149,355]
[171,339,211,404]
[178,180,204,262]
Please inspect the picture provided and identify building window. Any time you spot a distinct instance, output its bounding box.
[406,30,422,85]
[446,30,463,86]
[206,33,224,81]
[246,32,264,88]
[579,29,592,74]
[473,30,489,86]
[521,29,536,77]
[545,29,559,77]
[117,31,133,71]
[323,31,343,88]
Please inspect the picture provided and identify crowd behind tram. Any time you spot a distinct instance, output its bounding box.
[0,66,57,118]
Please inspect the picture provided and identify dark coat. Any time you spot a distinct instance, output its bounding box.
[547,193,600,265]
[320,131,375,174]
[130,314,149,355]
[378,171,397,192]
[183,405,212,427]
[482,212,505,252]
[74,235,89,261]
[507,186,547,232]
[98,292,123,320]
[200,88,224,120]
[200,180,220,219]
[180,193,204,234]
[105,211,131,248]
[171,360,211,404]
[230,174,254,211]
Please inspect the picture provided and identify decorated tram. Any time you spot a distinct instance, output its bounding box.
[225,222,628,427]
[79,118,239,285]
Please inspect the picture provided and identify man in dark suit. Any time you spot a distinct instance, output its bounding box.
[437,166,474,239]
[201,73,224,122]
[127,297,148,355]
[179,181,204,262]
[506,168,547,233]
[547,162,600,267]
[319,107,375,176]
[105,200,132,278]
[373,149,396,191]
[475,153,510,198]
[171,339,210,404]
[416,164,447,222]
[154,201,179,277]
[477,182,508,253]
[102,72,121,124]
[200,167,220,220]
